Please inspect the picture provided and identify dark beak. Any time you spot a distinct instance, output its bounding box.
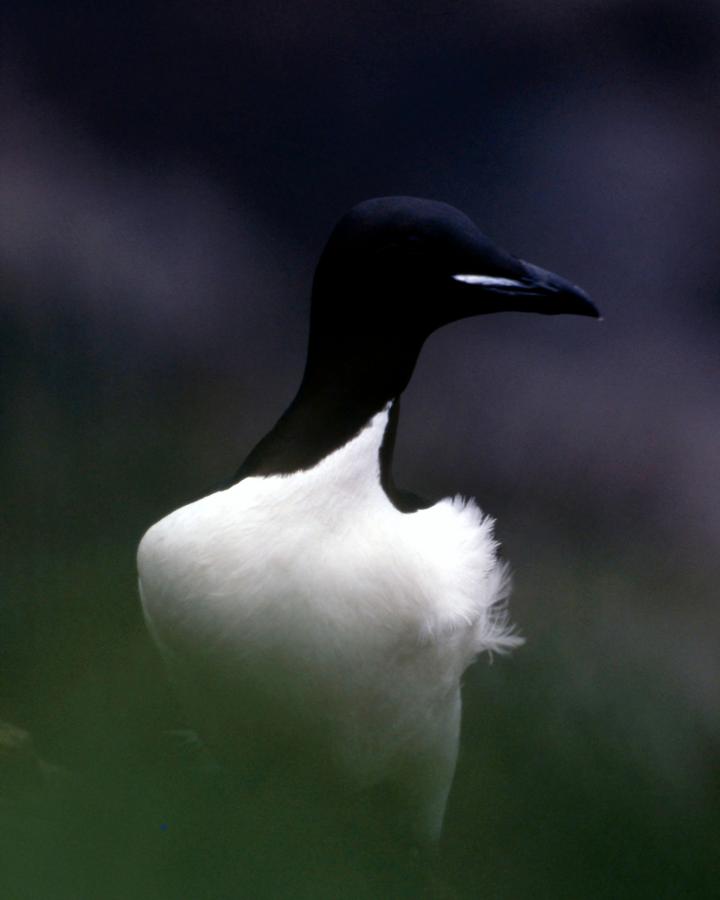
[452,259,600,319]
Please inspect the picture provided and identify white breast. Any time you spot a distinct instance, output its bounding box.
[137,405,519,839]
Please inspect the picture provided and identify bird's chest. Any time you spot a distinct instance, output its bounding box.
[138,476,422,667]
[139,479,500,697]
[137,404,506,755]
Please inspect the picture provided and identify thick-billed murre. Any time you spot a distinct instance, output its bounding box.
[137,197,598,843]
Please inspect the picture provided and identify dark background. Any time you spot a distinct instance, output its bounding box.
[1,2,719,897]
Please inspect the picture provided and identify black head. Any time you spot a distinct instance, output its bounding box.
[236,198,598,481]
[311,196,598,346]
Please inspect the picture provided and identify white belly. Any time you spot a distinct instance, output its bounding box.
[137,408,518,837]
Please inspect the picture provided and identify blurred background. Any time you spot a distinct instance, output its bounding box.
[1,1,719,897]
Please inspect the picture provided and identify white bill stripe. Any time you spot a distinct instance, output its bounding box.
[452,274,524,288]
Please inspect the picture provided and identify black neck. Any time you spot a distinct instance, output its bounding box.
[233,378,393,481]
[232,325,431,511]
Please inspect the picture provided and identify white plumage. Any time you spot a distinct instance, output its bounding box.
[138,403,518,840]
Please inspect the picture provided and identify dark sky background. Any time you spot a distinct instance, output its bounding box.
[1,2,719,895]
[4,2,719,559]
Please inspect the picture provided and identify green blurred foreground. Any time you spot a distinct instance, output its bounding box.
[1,347,718,898]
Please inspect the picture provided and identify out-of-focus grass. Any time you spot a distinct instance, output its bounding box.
[2,346,718,898]
[448,603,720,899]
[3,532,717,898]
[2,629,718,900]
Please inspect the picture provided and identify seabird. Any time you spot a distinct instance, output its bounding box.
[137,196,597,845]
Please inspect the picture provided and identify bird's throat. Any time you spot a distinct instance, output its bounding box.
[233,377,396,481]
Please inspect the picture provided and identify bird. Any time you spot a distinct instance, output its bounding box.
[136,196,598,848]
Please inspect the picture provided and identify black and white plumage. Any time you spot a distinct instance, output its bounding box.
[137,197,597,843]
